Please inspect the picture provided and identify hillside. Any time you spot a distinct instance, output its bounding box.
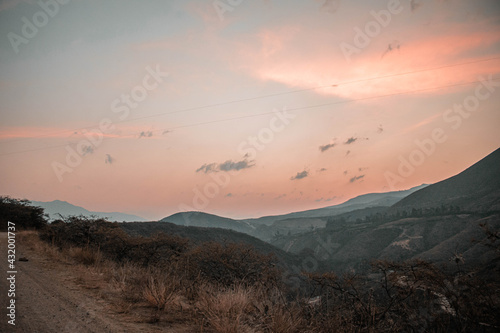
[31,200,146,222]
[391,147,500,213]
[243,184,428,226]
[271,148,500,273]
[161,211,255,234]
[119,221,300,268]
[272,213,500,273]
[160,185,427,241]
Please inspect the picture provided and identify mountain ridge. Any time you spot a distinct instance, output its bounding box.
[31,200,147,222]
[161,184,428,240]
[391,147,500,213]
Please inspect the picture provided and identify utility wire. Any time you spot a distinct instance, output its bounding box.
[1,76,498,157]
[2,56,499,145]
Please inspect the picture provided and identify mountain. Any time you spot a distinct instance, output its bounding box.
[270,148,500,273]
[391,147,500,213]
[31,200,146,222]
[272,213,500,273]
[160,211,255,234]
[161,185,428,241]
[119,221,300,269]
[242,184,428,226]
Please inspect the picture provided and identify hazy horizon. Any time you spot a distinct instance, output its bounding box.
[1,0,500,220]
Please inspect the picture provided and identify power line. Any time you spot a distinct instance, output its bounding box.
[156,77,500,131]
[2,56,499,145]
[1,77,497,157]
[84,56,500,124]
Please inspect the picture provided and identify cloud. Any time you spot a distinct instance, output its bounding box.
[239,19,500,103]
[139,130,153,138]
[381,41,401,58]
[319,142,336,152]
[291,170,309,180]
[317,195,337,202]
[410,0,422,12]
[196,159,255,174]
[219,159,255,172]
[196,163,217,173]
[316,0,341,14]
[349,175,365,183]
[105,154,115,164]
[344,137,357,145]
[81,145,94,156]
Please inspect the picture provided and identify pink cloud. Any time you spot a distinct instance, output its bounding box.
[235,22,500,100]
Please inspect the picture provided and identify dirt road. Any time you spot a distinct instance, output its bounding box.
[0,232,164,333]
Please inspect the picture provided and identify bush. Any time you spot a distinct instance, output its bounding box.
[182,241,281,289]
[142,267,180,322]
[40,217,190,267]
[304,259,500,332]
[0,196,47,231]
[196,284,255,333]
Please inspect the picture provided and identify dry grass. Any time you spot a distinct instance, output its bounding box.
[68,246,102,266]
[11,230,368,332]
[17,230,64,261]
[196,284,256,333]
[266,304,305,333]
[14,231,308,332]
[142,268,180,322]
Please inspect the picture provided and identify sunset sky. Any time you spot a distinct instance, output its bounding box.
[1,0,500,220]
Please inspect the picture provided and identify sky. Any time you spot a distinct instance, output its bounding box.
[0,0,500,220]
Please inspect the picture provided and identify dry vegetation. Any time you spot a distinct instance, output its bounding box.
[14,216,500,332]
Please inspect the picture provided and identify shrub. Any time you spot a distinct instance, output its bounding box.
[196,284,254,333]
[182,242,281,289]
[0,196,47,230]
[143,267,180,322]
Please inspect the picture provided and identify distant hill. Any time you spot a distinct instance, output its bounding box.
[242,184,428,226]
[160,185,428,241]
[391,147,500,213]
[271,148,500,273]
[161,211,255,234]
[31,200,146,222]
[119,221,300,269]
